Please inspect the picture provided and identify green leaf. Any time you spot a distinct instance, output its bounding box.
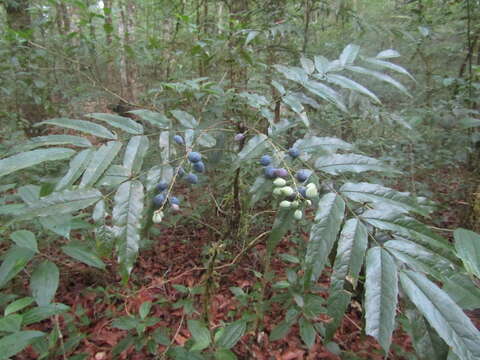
[248,176,272,207]
[454,228,480,278]
[364,58,415,81]
[305,193,345,281]
[55,149,94,191]
[62,242,106,269]
[4,297,34,316]
[98,165,131,187]
[129,109,170,128]
[87,113,143,135]
[399,270,480,360]
[30,261,59,306]
[15,188,102,221]
[139,301,152,319]
[266,209,294,252]
[79,141,122,188]
[315,154,398,175]
[112,316,138,330]
[340,182,430,216]
[197,132,216,148]
[36,118,117,139]
[376,49,400,59]
[113,180,144,281]
[339,44,360,66]
[232,134,269,170]
[365,247,398,353]
[292,136,352,155]
[0,331,44,360]
[123,135,149,175]
[0,246,35,289]
[269,320,292,341]
[215,320,246,349]
[214,348,237,360]
[325,74,381,103]
[346,65,411,97]
[11,135,92,153]
[459,118,480,129]
[0,148,75,179]
[443,273,480,310]
[171,110,198,128]
[304,80,347,112]
[274,64,309,84]
[10,230,38,253]
[152,327,170,345]
[187,319,211,351]
[22,303,70,325]
[299,318,316,349]
[0,314,22,332]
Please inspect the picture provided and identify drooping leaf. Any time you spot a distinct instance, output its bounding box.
[0,148,75,179]
[0,331,44,360]
[129,109,170,128]
[346,65,411,97]
[10,230,38,253]
[232,134,269,170]
[62,242,106,269]
[30,261,59,306]
[55,149,94,191]
[326,74,380,103]
[400,270,480,360]
[304,80,347,112]
[123,135,149,175]
[187,319,211,351]
[364,58,415,81]
[36,118,116,139]
[22,303,70,325]
[443,273,480,310]
[15,188,102,221]
[11,135,92,153]
[215,320,246,349]
[454,228,480,278]
[0,246,35,289]
[292,136,352,155]
[365,247,398,353]
[113,180,144,281]
[79,141,122,188]
[315,153,398,175]
[305,193,345,281]
[340,182,430,216]
[171,110,198,128]
[87,113,143,135]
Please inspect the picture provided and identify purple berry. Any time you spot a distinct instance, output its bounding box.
[297,186,307,198]
[153,193,166,208]
[177,167,186,177]
[186,173,198,184]
[296,169,311,182]
[275,168,288,178]
[234,133,245,141]
[260,155,272,166]
[264,166,276,179]
[193,161,205,173]
[188,152,202,163]
[156,181,168,192]
[288,148,300,158]
[173,135,184,145]
[170,197,180,205]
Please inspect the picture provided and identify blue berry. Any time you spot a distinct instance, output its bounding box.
[177,167,186,177]
[259,155,272,166]
[275,168,288,178]
[188,152,202,163]
[296,169,311,182]
[193,161,205,173]
[264,166,276,179]
[173,135,184,145]
[156,181,168,192]
[186,173,198,184]
[153,193,167,208]
[288,148,300,158]
[297,186,307,198]
[170,197,180,205]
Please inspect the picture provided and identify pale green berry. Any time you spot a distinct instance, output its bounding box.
[280,200,292,208]
[306,186,318,198]
[273,188,283,196]
[152,210,164,224]
[294,209,303,220]
[281,186,294,197]
[306,200,312,206]
[273,178,287,187]
[291,200,299,208]
[306,182,316,190]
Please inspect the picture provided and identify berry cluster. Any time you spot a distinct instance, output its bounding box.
[152,181,181,223]
[259,148,318,220]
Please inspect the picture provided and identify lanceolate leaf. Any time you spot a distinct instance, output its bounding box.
[400,270,480,360]
[123,135,149,175]
[232,134,269,170]
[453,228,480,278]
[0,148,75,179]
[304,80,347,112]
[11,134,92,153]
[0,246,35,289]
[315,154,397,175]
[305,193,345,281]
[340,182,429,216]
[99,165,130,187]
[129,109,170,128]
[443,273,480,310]
[15,188,102,221]
[36,118,117,139]
[55,149,94,191]
[326,74,381,103]
[79,141,122,188]
[171,110,198,128]
[88,113,143,135]
[113,180,144,281]
[346,65,411,97]
[30,261,59,306]
[365,247,398,353]
[292,136,352,155]
[339,44,360,66]
[0,331,45,360]
[364,58,415,81]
